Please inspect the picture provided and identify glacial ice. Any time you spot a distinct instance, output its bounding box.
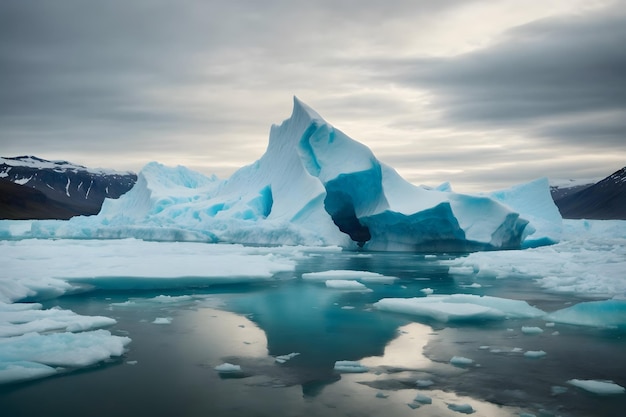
[325,280,372,292]
[214,363,242,373]
[546,299,626,329]
[0,330,130,384]
[333,360,369,373]
[0,97,560,251]
[374,294,545,322]
[567,379,625,395]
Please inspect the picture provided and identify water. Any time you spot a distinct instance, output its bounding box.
[1,250,625,417]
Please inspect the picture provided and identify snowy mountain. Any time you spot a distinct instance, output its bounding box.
[0,156,137,219]
[0,98,562,251]
[552,166,626,220]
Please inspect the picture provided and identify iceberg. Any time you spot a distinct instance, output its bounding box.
[0,97,560,251]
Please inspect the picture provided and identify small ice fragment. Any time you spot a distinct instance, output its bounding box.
[275,352,300,364]
[152,317,172,324]
[424,254,437,259]
[522,326,543,334]
[214,363,242,373]
[567,379,625,395]
[416,379,434,387]
[376,392,388,399]
[479,345,490,350]
[447,403,475,414]
[524,350,546,358]
[552,331,560,336]
[126,360,138,365]
[551,385,568,396]
[545,322,555,327]
[450,356,474,366]
[414,393,432,404]
[333,360,368,373]
[341,306,355,310]
[511,347,524,353]
[421,288,434,295]
[407,403,420,409]
[489,349,502,353]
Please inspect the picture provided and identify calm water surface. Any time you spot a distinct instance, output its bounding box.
[1,250,624,417]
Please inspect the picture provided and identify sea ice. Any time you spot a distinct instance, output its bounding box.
[325,280,372,292]
[152,317,172,324]
[413,393,433,404]
[524,350,547,358]
[567,379,625,395]
[374,294,545,323]
[447,403,475,414]
[302,270,393,282]
[546,299,626,329]
[214,363,242,373]
[333,360,369,373]
[521,326,544,335]
[275,352,300,364]
[450,356,474,366]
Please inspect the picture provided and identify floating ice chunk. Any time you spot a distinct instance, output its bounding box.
[302,270,394,282]
[524,350,546,358]
[333,360,369,373]
[450,356,474,366]
[545,322,555,327]
[511,347,524,353]
[479,345,490,350]
[0,361,57,384]
[521,326,544,335]
[0,276,73,304]
[214,363,242,373]
[420,288,434,295]
[547,300,626,329]
[152,317,172,324]
[447,403,475,414]
[375,392,389,399]
[275,352,300,364]
[567,379,625,395]
[551,385,568,395]
[0,329,130,370]
[341,306,355,310]
[324,280,372,292]
[413,393,432,404]
[448,266,475,275]
[126,360,138,365]
[374,294,544,323]
[0,304,116,337]
[416,379,434,387]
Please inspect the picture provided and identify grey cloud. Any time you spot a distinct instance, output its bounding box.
[375,6,626,145]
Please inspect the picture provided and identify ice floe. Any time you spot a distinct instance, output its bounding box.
[567,379,625,395]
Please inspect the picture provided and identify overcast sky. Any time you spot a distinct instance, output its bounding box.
[1,0,625,192]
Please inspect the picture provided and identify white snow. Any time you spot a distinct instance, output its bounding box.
[325,280,372,292]
[65,177,71,197]
[333,360,369,373]
[567,379,625,395]
[214,363,242,373]
[374,294,545,322]
[0,156,133,176]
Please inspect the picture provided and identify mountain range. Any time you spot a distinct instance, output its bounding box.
[550,166,626,220]
[1,155,624,221]
[0,156,136,220]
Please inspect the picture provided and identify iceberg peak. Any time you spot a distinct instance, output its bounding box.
[7,99,562,251]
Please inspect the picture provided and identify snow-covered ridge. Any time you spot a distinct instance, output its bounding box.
[0,97,561,250]
[0,155,133,176]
